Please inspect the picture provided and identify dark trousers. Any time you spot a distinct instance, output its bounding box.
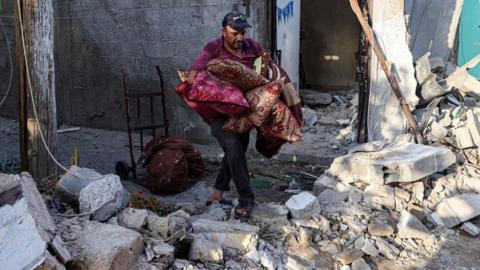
[210,117,254,204]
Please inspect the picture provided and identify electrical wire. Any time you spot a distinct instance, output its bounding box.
[15,0,105,181]
[0,16,13,108]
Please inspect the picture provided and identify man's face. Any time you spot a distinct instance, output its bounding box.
[222,26,246,50]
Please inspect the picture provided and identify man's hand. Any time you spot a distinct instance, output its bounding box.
[186,70,198,85]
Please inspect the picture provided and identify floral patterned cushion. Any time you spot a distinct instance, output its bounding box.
[258,100,303,142]
[222,80,282,133]
[175,81,222,123]
[222,114,254,134]
[189,70,249,115]
[207,59,269,91]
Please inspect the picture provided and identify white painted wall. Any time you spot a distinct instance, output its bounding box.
[276,0,300,89]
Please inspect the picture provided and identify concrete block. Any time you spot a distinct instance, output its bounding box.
[466,110,480,146]
[285,191,321,219]
[329,141,456,184]
[434,193,480,228]
[299,89,333,106]
[191,219,259,253]
[188,237,223,263]
[453,126,475,149]
[397,210,431,240]
[317,189,348,205]
[70,222,143,270]
[79,174,129,221]
[460,222,480,237]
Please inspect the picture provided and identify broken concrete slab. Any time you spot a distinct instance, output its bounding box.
[118,207,148,230]
[317,189,348,205]
[362,238,379,257]
[191,219,259,253]
[434,193,480,228]
[285,191,321,219]
[397,210,431,240]
[333,249,364,265]
[313,173,351,195]
[51,235,72,264]
[374,237,399,260]
[79,174,129,221]
[453,126,475,149]
[54,166,101,207]
[0,198,62,270]
[0,173,70,269]
[460,221,480,237]
[250,202,289,226]
[368,222,394,237]
[70,222,143,270]
[328,140,455,184]
[415,53,451,102]
[363,185,396,209]
[189,237,223,263]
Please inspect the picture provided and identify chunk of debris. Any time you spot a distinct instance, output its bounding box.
[54,166,101,207]
[397,210,431,240]
[191,219,259,253]
[146,212,169,238]
[361,238,379,257]
[250,202,289,226]
[317,189,348,205]
[466,110,480,146]
[434,193,480,228]
[352,258,371,270]
[285,191,321,219]
[367,222,394,237]
[78,174,129,221]
[118,207,148,230]
[328,140,455,184]
[0,173,69,269]
[460,222,480,237]
[374,237,399,260]
[69,222,143,270]
[300,89,333,106]
[333,249,364,265]
[189,237,223,263]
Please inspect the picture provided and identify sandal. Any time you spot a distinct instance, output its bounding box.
[205,198,233,206]
[234,201,254,218]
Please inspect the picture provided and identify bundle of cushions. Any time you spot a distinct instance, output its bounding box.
[175,56,303,157]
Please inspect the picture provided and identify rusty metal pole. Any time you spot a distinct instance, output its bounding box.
[350,0,424,144]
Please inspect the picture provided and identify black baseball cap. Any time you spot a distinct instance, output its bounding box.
[222,11,252,31]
